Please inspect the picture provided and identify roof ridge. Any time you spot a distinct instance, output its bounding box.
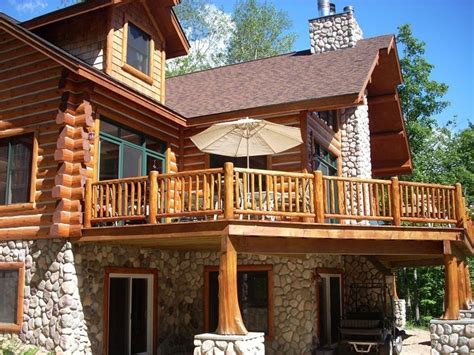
[167,34,395,80]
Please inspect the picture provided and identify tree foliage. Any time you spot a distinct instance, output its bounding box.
[395,24,473,326]
[226,0,296,64]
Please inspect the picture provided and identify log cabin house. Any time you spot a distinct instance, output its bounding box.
[0,0,472,354]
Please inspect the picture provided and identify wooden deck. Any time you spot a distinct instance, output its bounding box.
[80,163,473,259]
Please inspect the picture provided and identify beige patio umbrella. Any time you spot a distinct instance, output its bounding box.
[190,117,303,168]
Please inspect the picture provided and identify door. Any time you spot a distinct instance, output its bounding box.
[107,273,154,355]
[318,273,342,347]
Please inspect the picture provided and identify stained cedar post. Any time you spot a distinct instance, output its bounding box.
[455,183,466,227]
[390,177,401,226]
[224,162,234,219]
[458,260,469,310]
[442,254,460,319]
[217,235,248,335]
[149,170,159,224]
[84,178,92,228]
[465,264,473,304]
[314,170,324,223]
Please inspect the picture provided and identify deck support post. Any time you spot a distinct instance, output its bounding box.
[217,235,247,335]
[149,170,158,224]
[465,264,473,305]
[224,162,234,220]
[458,260,470,310]
[390,177,401,226]
[84,178,92,228]
[314,170,324,223]
[442,254,460,319]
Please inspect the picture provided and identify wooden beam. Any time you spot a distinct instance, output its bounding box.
[368,94,397,105]
[389,257,444,268]
[442,254,460,320]
[458,260,469,310]
[217,235,248,335]
[231,236,444,256]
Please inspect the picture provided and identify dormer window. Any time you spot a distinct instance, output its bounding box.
[122,20,154,84]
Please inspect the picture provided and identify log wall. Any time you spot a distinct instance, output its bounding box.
[0,33,64,239]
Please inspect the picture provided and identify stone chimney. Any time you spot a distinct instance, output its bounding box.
[309,4,363,54]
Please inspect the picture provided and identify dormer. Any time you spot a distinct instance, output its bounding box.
[22,0,189,104]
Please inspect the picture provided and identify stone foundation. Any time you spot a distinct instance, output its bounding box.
[393,299,406,329]
[193,333,265,355]
[430,319,474,354]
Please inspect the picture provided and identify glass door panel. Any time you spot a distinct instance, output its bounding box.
[108,278,130,355]
[131,278,148,355]
[100,140,120,180]
[122,144,143,178]
[146,154,163,174]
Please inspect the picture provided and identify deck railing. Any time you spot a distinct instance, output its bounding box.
[84,163,469,229]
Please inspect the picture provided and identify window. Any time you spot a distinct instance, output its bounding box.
[99,119,166,180]
[126,22,151,76]
[204,265,274,338]
[0,134,33,205]
[314,145,338,176]
[209,154,267,170]
[0,262,24,332]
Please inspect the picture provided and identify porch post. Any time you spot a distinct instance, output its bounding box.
[458,260,469,310]
[217,235,248,335]
[465,263,473,305]
[442,254,460,319]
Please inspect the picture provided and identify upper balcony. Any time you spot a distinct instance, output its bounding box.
[80,163,473,262]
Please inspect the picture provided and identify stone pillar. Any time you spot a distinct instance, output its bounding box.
[393,299,406,329]
[309,10,363,54]
[193,333,265,355]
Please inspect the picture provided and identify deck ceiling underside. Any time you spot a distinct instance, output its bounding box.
[78,221,470,265]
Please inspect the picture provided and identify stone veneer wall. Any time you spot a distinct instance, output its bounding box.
[430,319,474,355]
[309,11,363,54]
[1,241,390,354]
[0,240,91,354]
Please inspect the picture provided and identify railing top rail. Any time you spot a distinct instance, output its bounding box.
[399,180,456,190]
[323,175,392,185]
[92,176,148,185]
[234,167,313,179]
[157,168,224,179]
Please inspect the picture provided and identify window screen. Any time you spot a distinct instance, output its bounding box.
[0,269,19,324]
[126,23,151,75]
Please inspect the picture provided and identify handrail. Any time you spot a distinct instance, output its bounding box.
[83,166,468,230]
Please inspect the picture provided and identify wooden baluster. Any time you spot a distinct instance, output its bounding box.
[118,183,123,216]
[437,188,442,219]
[211,174,215,211]
[187,176,192,212]
[258,174,263,211]
[195,175,200,212]
[99,185,104,218]
[362,182,368,216]
[337,180,345,216]
[137,182,141,215]
[203,174,208,210]
[159,178,165,213]
[442,254,460,320]
[266,175,271,212]
[442,189,446,220]
[124,183,129,216]
[279,176,285,212]
[322,179,328,214]
[303,177,308,213]
[130,182,135,216]
[235,171,240,210]
[149,171,158,224]
[368,183,374,216]
[295,178,300,213]
[374,184,380,216]
[390,177,401,226]
[288,177,293,212]
[84,179,92,228]
[92,184,97,218]
[251,173,255,211]
[243,173,248,210]
[224,163,234,219]
[309,179,314,214]
[217,173,222,210]
[447,189,453,220]
[421,186,425,218]
[387,184,392,216]
[143,180,147,216]
[381,183,386,216]
[314,171,324,223]
[427,186,432,218]
[173,177,179,213]
[273,175,278,212]
[330,180,336,215]
[105,184,110,217]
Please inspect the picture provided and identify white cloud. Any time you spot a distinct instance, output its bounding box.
[8,0,47,12]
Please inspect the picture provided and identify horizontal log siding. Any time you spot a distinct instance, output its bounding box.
[182,113,305,173]
[0,35,63,239]
[110,2,164,102]
[32,9,107,71]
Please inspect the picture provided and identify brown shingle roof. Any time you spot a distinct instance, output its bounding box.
[166,35,394,118]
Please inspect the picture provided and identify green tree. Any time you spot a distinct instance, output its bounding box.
[226,0,296,64]
[167,0,233,76]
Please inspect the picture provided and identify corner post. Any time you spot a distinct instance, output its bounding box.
[314,170,324,223]
[149,170,159,224]
[217,235,248,335]
[455,183,466,227]
[390,177,401,226]
[224,162,234,219]
[84,178,92,228]
[458,260,469,310]
[442,254,460,319]
[465,264,473,304]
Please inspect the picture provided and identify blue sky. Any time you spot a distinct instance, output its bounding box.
[1,0,472,129]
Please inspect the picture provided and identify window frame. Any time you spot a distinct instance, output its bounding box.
[121,17,155,85]
[0,130,37,211]
[98,118,166,181]
[203,264,274,340]
[0,262,25,332]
